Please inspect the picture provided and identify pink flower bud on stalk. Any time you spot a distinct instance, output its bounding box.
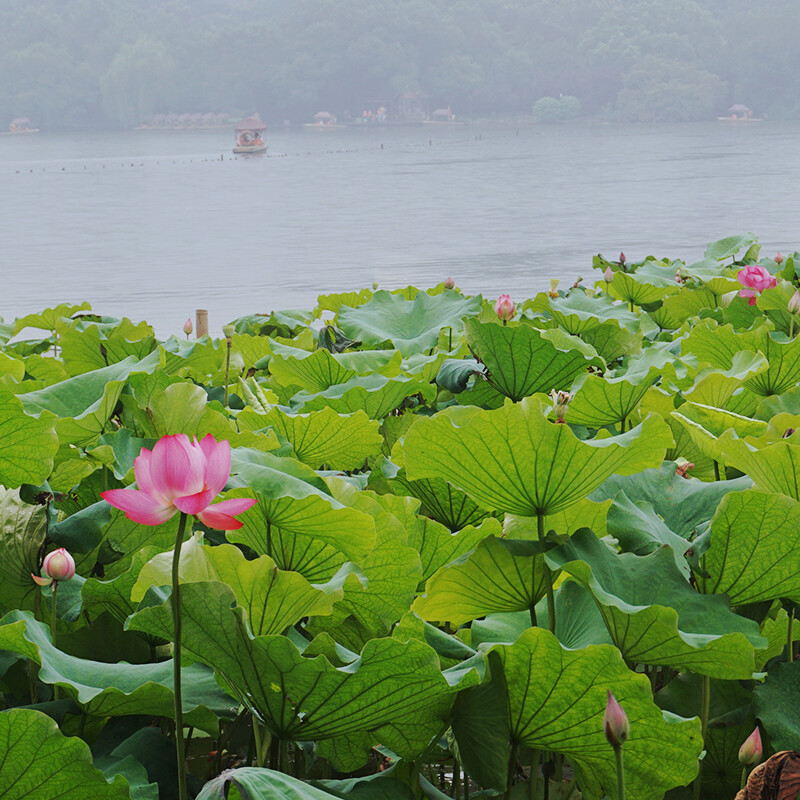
[739,727,762,768]
[789,290,800,315]
[603,691,630,748]
[495,294,515,324]
[604,266,613,283]
[619,251,626,265]
[32,548,75,588]
[775,252,784,264]
[183,318,193,339]
[550,389,573,423]
[444,276,455,290]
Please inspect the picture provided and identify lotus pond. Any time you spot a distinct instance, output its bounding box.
[3,233,800,800]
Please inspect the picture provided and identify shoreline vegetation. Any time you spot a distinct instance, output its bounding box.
[1,232,799,799]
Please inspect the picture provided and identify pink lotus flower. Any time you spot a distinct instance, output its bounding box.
[738,727,762,767]
[32,548,76,587]
[737,265,777,305]
[101,434,256,529]
[495,294,515,322]
[603,691,629,748]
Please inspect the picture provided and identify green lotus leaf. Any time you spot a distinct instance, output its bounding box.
[199,768,351,800]
[435,357,483,394]
[0,708,130,799]
[127,581,479,771]
[101,508,182,563]
[608,264,681,307]
[413,536,551,626]
[0,350,24,382]
[132,535,338,635]
[705,490,800,605]
[580,319,642,363]
[0,487,48,612]
[258,407,382,470]
[161,337,224,380]
[683,351,769,408]
[0,385,58,487]
[403,397,671,516]
[14,302,93,334]
[0,611,235,733]
[291,373,435,420]
[719,435,800,501]
[591,461,751,538]
[229,332,273,370]
[753,661,800,751]
[337,290,481,355]
[565,371,657,428]
[504,497,612,539]
[756,281,797,334]
[647,286,717,330]
[493,626,702,800]
[59,325,156,377]
[316,288,373,315]
[545,290,639,333]
[546,530,764,677]
[704,233,758,261]
[464,319,602,402]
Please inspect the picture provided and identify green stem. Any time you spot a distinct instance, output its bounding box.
[740,765,748,791]
[693,675,711,800]
[788,608,794,663]
[791,317,795,340]
[224,338,232,409]
[537,512,556,633]
[172,512,189,800]
[464,764,470,800]
[503,741,519,800]
[51,582,59,701]
[713,461,721,482]
[252,717,263,767]
[614,746,625,800]
[529,750,541,799]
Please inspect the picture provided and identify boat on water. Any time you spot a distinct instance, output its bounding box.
[233,116,267,154]
[423,107,464,126]
[718,104,763,123]
[304,111,345,130]
[2,117,39,135]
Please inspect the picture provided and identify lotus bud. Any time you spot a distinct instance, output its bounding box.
[548,279,560,298]
[738,727,762,767]
[604,266,613,283]
[619,251,626,265]
[603,691,629,748]
[372,281,379,290]
[183,318,193,338]
[550,389,573,423]
[495,294,515,323]
[32,548,76,587]
[775,252,784,264]
[222,324,235,339]
[444,276,455,290]
[789,290,800,315]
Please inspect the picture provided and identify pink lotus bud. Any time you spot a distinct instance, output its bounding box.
[604,266,613,283]
[775,252,784,264]
[183,318,193,336]
[603,691,629,748]
[495,294,515,322]
[789,290,800,315]
[444,276,455,290]
[619,251,626,265]
[39,548,75,583]
[738,727,762,767]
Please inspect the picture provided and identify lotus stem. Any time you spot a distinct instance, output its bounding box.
[538,512,556,633]
[713,461,721,482]
[693,674,711,800]
[172,511,189,800]
[50,582,59,700]
[224,336,232,409]
[740,765,748,790]
[464,766,470,800]
[788,608,794,663]
[529,750,541,799]
[503,741,519,799]
[791,317,795,339]
[614,745,625,800]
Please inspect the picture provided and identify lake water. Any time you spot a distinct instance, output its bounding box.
[1,121,797,335]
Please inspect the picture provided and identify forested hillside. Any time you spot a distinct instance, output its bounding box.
[1,0,798,128]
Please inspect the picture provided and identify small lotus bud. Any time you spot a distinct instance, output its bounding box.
[550,389,574,423]
[222,324,235,339]
[372,281,379,290]
[604,266,614,283]
[603,691,629,748]
[738,727,762,767]
[444,276,455,290]
[183,318,193,337]
[619,251,626,265]
[789,290,800,315]
[34,548,76,587]
[495,294,515,323]
[775,252,784,264]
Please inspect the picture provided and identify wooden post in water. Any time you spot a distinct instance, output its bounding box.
[195,309,208,338]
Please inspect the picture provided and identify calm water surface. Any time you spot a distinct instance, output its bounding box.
[1,121,797,335]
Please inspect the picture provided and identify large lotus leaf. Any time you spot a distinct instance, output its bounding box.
[0,385,58,488]
[127,581,479,771]
[0,350,24,382]
[590,461,751,539]
[14,302,93,333]
[229,333,273,370]
[199,768,353,800]
[608,264,681,307]
[504,497,612,540]
[565,371,656,428]
[269,348,357,392]
[413,536,551,626]
[580,319,642,363]
[101,508,182,563]
[0,611,235,733]
[160,337,224,379]
[291,373,436,420]
[683,351,769,408]
[0,487,48,612]
[59,325,156,377]
[336,290,481,355]
[756,281,797,335]
[132,536,338,635]
[225,449,376,582]
[403,397,671,516]
[464,319,602,401]
[316,288,373,315]
[753,661,800,752]
[647,286,717,330]
[546,530,764,678]
[720,435,800,502]
[545,292,639,335]
[493,627,702,800]
[704,233,758,261]
[0,708,130,799]
[259,407,382,470]
[705,489,800,605]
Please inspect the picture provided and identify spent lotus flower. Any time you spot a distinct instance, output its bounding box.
[101,434,256,529]
[738,727,762,767]
[603,691,629,748]
[737,264,777,305]
[32,548,76,587]
[495,294,515,323]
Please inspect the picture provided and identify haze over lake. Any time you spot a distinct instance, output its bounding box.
[2,121,796,334]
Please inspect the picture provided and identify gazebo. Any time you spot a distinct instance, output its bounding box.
[728,104,753,119]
